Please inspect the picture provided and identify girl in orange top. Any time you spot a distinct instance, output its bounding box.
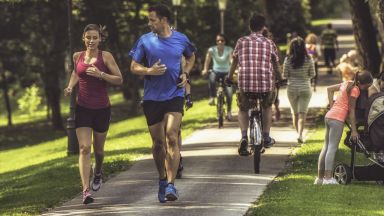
[315,70,372,185]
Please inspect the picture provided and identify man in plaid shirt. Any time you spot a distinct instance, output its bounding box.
[228,14,279,156]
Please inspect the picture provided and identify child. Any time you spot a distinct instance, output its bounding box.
[315,70,373,185]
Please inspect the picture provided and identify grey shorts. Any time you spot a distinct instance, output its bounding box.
[287,87,312,114]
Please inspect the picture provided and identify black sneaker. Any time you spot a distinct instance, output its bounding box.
[176,156,184,179]
[238,138,249,156]
[264,137,275,148]
[185,95,193,110]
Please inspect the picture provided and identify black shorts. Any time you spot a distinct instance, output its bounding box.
[75,105,111,133]
[142,97,184,126]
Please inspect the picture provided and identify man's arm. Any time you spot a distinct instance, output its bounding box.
[228,55,239,81]
[130,59,166,76]
[178,53,196,87]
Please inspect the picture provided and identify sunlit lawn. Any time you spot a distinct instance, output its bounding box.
[248,126,384,216]
[0,84,222,215]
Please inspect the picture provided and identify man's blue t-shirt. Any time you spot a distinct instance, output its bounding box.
[129,30,196,101]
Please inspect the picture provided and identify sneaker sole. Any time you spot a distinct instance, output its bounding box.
[165,193,178,201]
[83,196,94,204]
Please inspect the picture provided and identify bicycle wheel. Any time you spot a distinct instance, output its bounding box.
[217,93,224,128]
[253,117,262,173]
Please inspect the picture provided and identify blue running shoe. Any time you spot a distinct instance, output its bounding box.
[165,183,179,201]
[158,179,167,203]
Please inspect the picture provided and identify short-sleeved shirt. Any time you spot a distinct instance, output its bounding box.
[321,29,337,49]
[129,30,196,101]
[208,45,233,73]
[233,32,279,93]
[283,56,315,90]
[326,81,360,122]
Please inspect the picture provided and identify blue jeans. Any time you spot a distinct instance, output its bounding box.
[208,71,233,112]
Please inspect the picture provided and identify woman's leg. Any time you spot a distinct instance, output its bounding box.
[318,119,330,178]
[93,131,107,175]
[297,113,306,140]
[76,127,93,191]
[297,89,312,140]
[208,71,217,100]
[324,119,344,179]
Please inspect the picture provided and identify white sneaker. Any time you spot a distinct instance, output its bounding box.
[313,177,323,185]
[322,178,339,185]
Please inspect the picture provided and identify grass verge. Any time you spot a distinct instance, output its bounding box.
[0,90,218,215]
[247,126,384,216]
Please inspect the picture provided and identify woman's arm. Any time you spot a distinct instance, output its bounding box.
[64,52,81,96]
[201,51,212,76]
[100,51,123,85]
[327,84,341,108]
[348,96,358,141]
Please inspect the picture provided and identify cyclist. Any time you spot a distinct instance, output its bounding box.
[202,33,234,120]
[228,14,279,155]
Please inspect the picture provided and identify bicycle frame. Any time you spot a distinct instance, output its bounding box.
[245,92,266,173]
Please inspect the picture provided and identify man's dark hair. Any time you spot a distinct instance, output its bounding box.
[249,14,265,32]
[148,3,173,23]
[327,23,332,29]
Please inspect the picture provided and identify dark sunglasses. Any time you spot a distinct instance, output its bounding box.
[216,39,225,42]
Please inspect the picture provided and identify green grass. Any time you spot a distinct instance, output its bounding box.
[247,126,384,216]
[0,86,218,215]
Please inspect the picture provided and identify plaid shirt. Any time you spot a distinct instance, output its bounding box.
[233,32,279,93]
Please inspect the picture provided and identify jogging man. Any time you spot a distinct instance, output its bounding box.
[129,3,196,203]
[228,14,279,155]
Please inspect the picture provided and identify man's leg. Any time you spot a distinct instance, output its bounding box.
[237,91,250,155]
[148,122,167,180]
[148,121,168,203]
[164,112,182,183]
[164,112,182,201]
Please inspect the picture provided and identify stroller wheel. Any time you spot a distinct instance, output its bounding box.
[333,163,352,185]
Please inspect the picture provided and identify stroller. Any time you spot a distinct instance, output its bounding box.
[333,91,384,184]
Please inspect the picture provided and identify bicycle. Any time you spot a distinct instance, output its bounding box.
[216,76,226,128]
[245,92,267,174]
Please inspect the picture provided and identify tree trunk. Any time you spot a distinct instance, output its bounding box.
[41,0,67,130]
[349,0,381,77]
[0,69,12,127]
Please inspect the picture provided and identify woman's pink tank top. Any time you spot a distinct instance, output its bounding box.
[76,51,110,109]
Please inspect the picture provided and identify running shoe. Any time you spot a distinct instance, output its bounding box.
[82,188,94,204]
[264,137,275,148]
[238,138,249,156]
[165,183,179,201]
[91,173,102,191]
[158,179,167,203]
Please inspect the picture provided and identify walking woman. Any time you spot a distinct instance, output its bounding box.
[64,24,123,204]
[283,37,315,143]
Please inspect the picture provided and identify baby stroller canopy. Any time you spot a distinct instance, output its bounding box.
[366,92,384,151]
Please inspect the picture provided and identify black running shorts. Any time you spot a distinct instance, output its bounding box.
[142,97,184,126]
[75,105,111,133]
